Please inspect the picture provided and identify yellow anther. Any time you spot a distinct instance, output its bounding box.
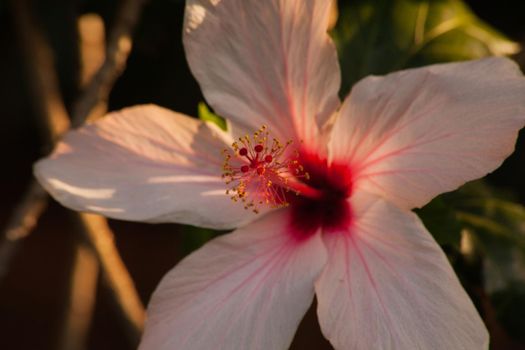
[221,125,308,214]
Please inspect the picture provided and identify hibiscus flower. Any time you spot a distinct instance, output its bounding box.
[34,0,525,349]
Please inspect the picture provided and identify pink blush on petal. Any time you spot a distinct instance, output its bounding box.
[288,153,353,240]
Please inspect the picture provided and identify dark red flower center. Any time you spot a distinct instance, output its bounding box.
[221,127,353,239]
[287,152,353,240]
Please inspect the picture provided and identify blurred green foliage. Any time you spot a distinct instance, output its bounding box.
[418,181,525,256]
[332,0,519,95]
[454,182,525,291]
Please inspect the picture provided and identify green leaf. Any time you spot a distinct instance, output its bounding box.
[332,0,519,94]
[198,102,227,131]
[180,225,221,254]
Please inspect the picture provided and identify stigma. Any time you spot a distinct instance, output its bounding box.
[221,126,310,213]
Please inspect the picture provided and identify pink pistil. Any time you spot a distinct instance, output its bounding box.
[221,126,311,213]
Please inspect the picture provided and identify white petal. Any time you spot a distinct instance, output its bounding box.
[34,105,254,229]
[315,192,488,350]
[330,57,525,209]
[140,210,327,350]
[184,0,340,146]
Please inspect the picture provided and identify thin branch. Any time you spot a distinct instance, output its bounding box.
[71,0,148,127]
[77,214,145,345]
[0,0,72,282]
[5,0,147,346]
[10,0,71,146]
[0,182,48,281]
[2,0,149,270]
[58,242,99,350]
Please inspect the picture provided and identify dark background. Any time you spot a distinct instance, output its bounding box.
[1,0,524,349]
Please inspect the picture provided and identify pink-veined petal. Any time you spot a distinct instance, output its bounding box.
[34,104,255,229]
[330,57,525,210]
[315,192,488,350]
[140,210,327,350]
[183,0,340,147]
